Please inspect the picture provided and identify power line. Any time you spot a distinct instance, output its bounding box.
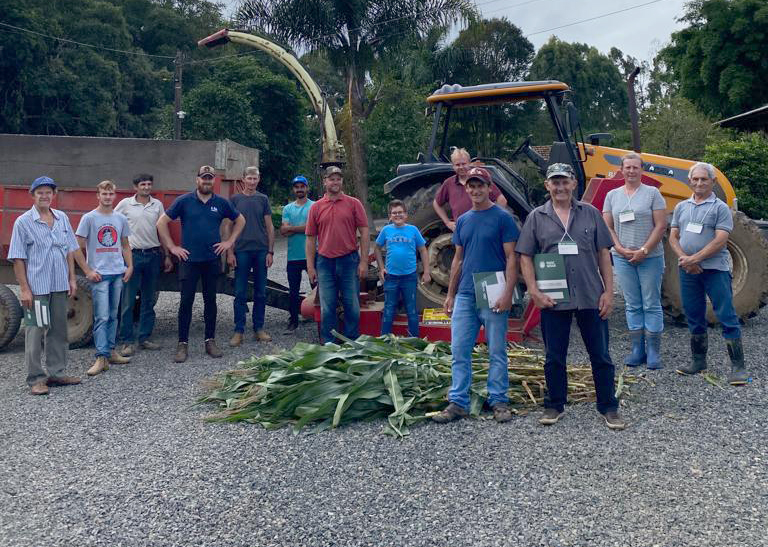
[522,0,663,37]
[0,21,176,59]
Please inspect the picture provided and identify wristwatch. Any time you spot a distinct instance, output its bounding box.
[267,251,274,255]
[640,246,648,255]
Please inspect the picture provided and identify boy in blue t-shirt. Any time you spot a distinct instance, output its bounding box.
[374,200,431,336]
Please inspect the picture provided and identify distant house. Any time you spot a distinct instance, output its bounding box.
[716,105,768,132]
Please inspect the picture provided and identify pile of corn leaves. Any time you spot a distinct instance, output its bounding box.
[200,334,635,438]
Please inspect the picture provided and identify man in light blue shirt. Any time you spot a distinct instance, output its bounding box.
[280,175,315,334]
[669,162,747,385]
[8,176,95,395]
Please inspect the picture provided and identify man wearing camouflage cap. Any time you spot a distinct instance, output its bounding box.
[517,163,626,430]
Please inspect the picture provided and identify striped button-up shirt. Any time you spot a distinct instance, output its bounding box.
[8,206,79,295]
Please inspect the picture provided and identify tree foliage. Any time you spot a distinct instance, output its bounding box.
[639,96,726,159]
[704,133,768,220]
[657,0,768,119]
[529,37,628,134]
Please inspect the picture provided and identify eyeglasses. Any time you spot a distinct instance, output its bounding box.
[390,211,405,216]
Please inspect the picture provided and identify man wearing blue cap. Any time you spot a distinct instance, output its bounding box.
[280,175,315,333]
[8,176,97,395]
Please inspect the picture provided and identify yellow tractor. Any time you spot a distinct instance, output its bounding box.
[383,81,768,321]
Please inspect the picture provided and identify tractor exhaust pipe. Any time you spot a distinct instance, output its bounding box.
[627,66,642,152]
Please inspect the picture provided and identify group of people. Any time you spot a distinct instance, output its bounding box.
[430,150,749,431]
[10,151,750,434]
[9,165,319,395]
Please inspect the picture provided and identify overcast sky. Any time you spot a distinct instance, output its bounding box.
[223,0,689,63]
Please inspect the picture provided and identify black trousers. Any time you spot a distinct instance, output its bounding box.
[287,259,312,324]
[178,259,220,342]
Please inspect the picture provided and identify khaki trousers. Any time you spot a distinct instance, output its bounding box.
[25,291,69,386]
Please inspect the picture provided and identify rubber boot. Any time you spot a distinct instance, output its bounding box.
[676,333,708,375]
[726,337,748,386]
[645,331,663,370]
[624,329,646,367]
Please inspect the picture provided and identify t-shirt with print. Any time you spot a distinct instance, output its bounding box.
[452,205,519,296]
[603,184,666,258]
[76,211,131,275]
[375,224,426,276]
[231,191,271,252]
[282,199,315,261]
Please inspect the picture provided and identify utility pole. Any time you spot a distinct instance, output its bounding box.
[174,50,184,140]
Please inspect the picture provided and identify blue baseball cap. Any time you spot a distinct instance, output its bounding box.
[291,175,308,186]
[30,176,57,193]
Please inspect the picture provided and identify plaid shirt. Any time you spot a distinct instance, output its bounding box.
[8,207,79,295]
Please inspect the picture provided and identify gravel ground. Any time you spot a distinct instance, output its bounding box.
[1,235,767,547]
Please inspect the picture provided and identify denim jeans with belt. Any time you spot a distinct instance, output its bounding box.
[679,268,741,339]
[381,272,419,336]
[92,274,124,358]
[540,308,618,414]
[448,293,510,410]
[119,248,162,344]
[233,249,267,333]
[178,259,220,342]
[316,252,360,344]
[613,254,664,332]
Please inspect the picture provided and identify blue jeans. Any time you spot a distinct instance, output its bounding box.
[679,268,741,339]
[316,252,360,344]
[540,308,618,414]
[614,254,664,332]
[448,293,510,410]
[381,272,419,336]
[118,249,162,343]
[233,250,267,333]
[92,274,123,358]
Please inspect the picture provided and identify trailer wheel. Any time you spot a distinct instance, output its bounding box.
[0,284,23,350]
[68,277,93,348]
[662,211,768,324]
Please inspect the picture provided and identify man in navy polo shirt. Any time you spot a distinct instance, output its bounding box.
[157,165,245,362]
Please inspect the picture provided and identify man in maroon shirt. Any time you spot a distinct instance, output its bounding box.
[306,166,370,343]
[432,148,507,231]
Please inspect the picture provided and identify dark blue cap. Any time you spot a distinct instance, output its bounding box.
[30,176,57,193]
[291,175,308,186]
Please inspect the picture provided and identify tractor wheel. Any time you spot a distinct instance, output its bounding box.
[67,276,93,348]
[0,284,23,350]
[662,211,768,324]
[404,183,454,310]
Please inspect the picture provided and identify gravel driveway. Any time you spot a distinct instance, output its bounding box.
[1,235,766,547]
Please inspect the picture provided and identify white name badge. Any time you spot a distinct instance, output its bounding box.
[686,222,704,234]
[558,242,579,255]
[619,210,635,223]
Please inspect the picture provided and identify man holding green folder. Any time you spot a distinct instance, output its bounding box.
[517,164,625,430]
[432,167,519,424]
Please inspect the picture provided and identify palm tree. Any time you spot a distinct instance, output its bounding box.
[236,0,475,224]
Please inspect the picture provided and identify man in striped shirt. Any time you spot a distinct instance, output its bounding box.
[8,176,97,395]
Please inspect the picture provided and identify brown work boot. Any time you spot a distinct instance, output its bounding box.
[109,351,131,364]
[139,340,161,350]
[87,357,109,376]
[30,381,49,395]
[47,376,82,387]
[205,339,223,358]
[229,332,243,347]
[253,330,272,342]
[174,342,188,363]
[118,343,135,357]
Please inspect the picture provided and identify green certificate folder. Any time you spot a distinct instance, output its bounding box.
[533,253,570,302]
[472,271,520,309]
[23,295,51,327]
